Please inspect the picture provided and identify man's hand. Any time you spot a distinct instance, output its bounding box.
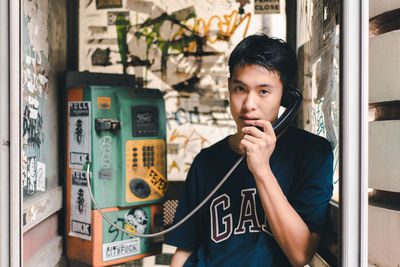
[239,120,276,177]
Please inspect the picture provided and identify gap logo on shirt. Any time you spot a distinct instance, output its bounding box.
[210,188,271,243]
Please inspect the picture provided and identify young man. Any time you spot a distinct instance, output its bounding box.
[166,34,333,267]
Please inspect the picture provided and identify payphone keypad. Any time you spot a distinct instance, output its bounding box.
[142,146,155,167]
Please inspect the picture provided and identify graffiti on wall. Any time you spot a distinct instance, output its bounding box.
[22,0,49,197]
[79,0,261,179]
[298,0,340,188]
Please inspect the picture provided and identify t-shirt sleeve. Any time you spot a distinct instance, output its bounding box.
[165,155,201,251]
[290,138,334,234]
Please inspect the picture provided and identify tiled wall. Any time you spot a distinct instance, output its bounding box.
[368,1,400,265]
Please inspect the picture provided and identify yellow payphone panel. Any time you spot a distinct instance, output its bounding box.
[125,139,167,203]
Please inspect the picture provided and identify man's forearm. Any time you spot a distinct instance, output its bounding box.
[170,248,192,267]
[254,167,320,267]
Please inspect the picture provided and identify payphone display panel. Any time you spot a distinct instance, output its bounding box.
[131,105,159,137]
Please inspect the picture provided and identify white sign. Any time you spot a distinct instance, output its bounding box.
[254,0,280,14]
[68,101,91,169]
[36,161,46,192]
[69,170,92,240]
[103,238,140,261]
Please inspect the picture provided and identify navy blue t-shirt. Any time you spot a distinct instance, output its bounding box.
[166,127,333,267]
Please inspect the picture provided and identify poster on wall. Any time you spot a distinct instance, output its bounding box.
[68,101,91,170]
[254,0,280,14]
[69,170,92,240]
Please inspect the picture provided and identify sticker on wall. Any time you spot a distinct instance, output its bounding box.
[69,170,92,240]
[36,161,46,192]
[26,157,37,195]
[254,0,280,14]
[107,11,129,25]
[96,0,122,10]
[68,101,91,169]
[22,152,28,187]
[27,95,39,108]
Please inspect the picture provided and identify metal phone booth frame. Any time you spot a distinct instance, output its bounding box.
[340,0,369,266]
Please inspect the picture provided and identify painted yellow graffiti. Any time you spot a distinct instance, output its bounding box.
[168,160,193,174]
[172,10,252,51]
[168,160,180,173]
[169,128,210,151]
[196,10,252,44]
[184,162,192,173]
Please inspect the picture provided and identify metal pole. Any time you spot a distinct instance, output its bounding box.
[360,0,369,266]
[340,0,368,266]
[10,0,22,266]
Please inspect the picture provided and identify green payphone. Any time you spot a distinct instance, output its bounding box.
[65,72,167,266]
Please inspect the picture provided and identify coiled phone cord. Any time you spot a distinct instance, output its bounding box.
[85,154,245,238]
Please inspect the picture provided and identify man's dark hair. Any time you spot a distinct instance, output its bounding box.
[228,33,298,90]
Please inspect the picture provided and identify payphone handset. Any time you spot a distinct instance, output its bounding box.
[86,87,303,238]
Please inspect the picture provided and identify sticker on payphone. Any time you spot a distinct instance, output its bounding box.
[69,170,92,240]
[101,206,153,262]
[97,97,111,109]
[68,101,91,169]
[124,207,149,235]
[145,168,167,196]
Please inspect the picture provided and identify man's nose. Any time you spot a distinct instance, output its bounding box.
[243,92,256,110]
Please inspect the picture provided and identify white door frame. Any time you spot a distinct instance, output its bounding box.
[340,0,369,266]
[5,0,23,266]
[0,0,11,265]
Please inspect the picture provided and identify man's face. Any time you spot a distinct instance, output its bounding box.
[228,64,283,134]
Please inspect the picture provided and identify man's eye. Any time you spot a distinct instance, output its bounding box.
[234,86,245,92]
[260,89,269,95]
